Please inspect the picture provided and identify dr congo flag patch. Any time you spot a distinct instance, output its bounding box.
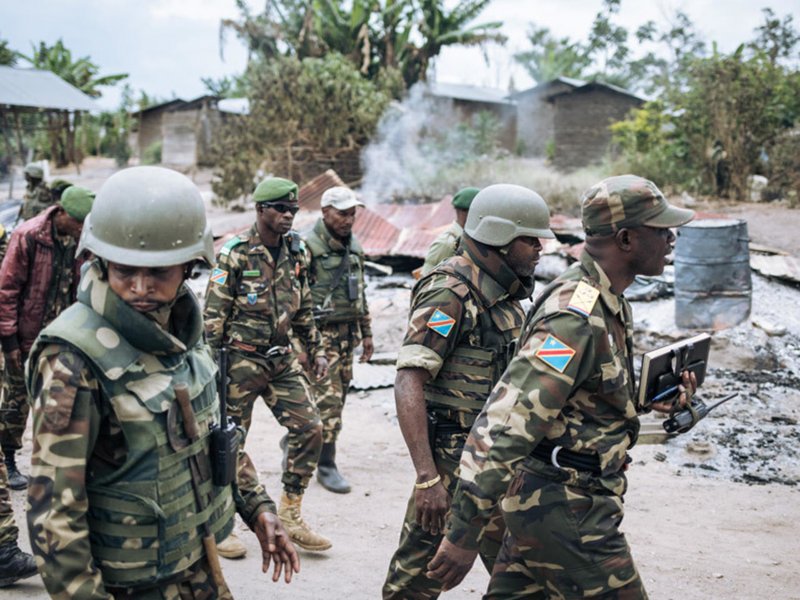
[534,334,576,373]
[426,309,456,338]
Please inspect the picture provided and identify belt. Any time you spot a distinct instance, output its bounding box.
[229,340,290,358]
[531,439,601,475]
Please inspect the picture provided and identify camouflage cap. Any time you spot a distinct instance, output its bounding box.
[253,177,299,204]
[451,187,480,210]
[581,175,694,236]
[24,163,44,179]
[59,186,95,222]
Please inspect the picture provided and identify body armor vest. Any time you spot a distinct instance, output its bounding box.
[420,256,524,427]
[305,224,367,323]
[31,303,235,588]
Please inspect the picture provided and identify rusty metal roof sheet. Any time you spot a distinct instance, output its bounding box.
[0,66,97,111]
[298,170,347,211]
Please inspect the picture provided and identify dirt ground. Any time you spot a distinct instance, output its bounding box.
[4,161,800,599]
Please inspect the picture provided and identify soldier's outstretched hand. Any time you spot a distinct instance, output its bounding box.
[253,511,301,583]
[426,538,478,590]
[359,336,374,363]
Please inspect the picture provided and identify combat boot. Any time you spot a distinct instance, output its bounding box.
[216,531,247,559]
[278,491,332,552]
[316,442,351,494]
[2,447,29,491]
[0,542,38,587]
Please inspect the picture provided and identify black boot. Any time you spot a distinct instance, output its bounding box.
[0,542,38,587]
[3,447,28,491]
[316,442,351,494]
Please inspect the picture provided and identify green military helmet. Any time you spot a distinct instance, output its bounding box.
[464,184,555,247]
[78,166,214,267]
[24,163,44,179]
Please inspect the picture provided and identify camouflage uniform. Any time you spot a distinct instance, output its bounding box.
[421,222,462,276]
[204,225,323,494]
[0,447,16,546]
[26,262,274,599]
[304,217,371,444]
[446,250,647,599]
[383,235,532,600]
[19,180,52,221]
[0,224,7,264]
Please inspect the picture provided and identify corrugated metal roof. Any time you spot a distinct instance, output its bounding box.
[298,170,347,210]
[352,208,400,256]
[428,82,515,105]
[218,97,249,115]
[0,66,97,111]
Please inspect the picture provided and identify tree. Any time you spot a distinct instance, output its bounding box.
[0,35,16,66]
[513,26,590,83]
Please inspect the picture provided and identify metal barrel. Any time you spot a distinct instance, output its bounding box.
[674,218,751,329]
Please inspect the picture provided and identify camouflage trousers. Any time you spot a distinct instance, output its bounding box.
[484,457,646,600]
[383,431,505,600]
[0,356,29,450]
[0,446,17,546]
[106,555,234,600]
[227,349,322,494]
[311,322,357,444]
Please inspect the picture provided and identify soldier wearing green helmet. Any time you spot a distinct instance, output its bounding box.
[26,166,299,599]
[383,184,555,599]
[204,176,332,554]
[18,162,52,221]
[420,187,480,276]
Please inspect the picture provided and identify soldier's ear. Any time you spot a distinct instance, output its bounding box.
[615,228,633,252]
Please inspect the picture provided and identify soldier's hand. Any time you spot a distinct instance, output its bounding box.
[359,336,374,363]
[297,352,310,372]
[313,356,329,380]
[4,349,22,373]
[253,511,301,583]
[415,481,450,535]
[651,370,697,413]
[426,538,478,591]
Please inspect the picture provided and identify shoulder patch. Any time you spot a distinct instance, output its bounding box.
[210,268,229,285]
[534,334,577,373]
[426,309,456,338]
[220,236,243,257]
[567,281,599,318]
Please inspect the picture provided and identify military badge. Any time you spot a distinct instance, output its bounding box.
[247,292,258,305]
[567,281,599,318]
[426,309,456,337]
[535,334,576,373]
[243,270,261,277]
[210,268,229,285]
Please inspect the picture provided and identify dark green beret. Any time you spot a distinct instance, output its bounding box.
[253,177,299,204]
[452,187,480,210]
[59,186,95,222]
[50,179,74,195]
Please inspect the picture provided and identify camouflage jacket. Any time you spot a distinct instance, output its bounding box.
[19,180,52,221]
[304,218,371,334]
[421,221,462,276]
[204,225,322,360]
[27,262,275,598]
[397,236,532,427]
[446,250,640,550]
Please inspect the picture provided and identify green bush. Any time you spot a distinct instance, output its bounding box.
[142,141,162,165]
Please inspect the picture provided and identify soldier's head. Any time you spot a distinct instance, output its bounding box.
[78,166,214,312]
[464,184,555,279]
[581,174,694,277]
[253,177,299,239]
[451,187,479,228]
[54,185,95,240]
[321,186,362,240]
[24,162,44,185]
[50,179,74,202]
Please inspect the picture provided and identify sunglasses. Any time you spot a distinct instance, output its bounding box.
[265,202,300,215]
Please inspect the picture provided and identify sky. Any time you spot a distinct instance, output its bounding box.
[2,0,797,111]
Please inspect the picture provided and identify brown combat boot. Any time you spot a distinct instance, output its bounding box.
[278,491,332,552]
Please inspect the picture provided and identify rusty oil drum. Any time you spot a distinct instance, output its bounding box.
[674,218,751,329]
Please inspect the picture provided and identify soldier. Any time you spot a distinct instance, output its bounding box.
[26,166,299,599]
[204,177,332,553]
[49,179,74,203]
[18,163,52,221]
[303,186,373,494]
[420,187,480,275]
[0,185,94,490]
[428,175,697,598]
[382,184,555,599]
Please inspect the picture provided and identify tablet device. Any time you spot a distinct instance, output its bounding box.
[637,333,711,407]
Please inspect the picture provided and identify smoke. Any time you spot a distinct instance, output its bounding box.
[359,83,469,204]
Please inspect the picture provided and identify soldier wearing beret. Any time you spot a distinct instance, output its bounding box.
[204,177,332,553]
[383,184,555,599]
[420,187,480,276]
[0,185,94,490]
[19,163,52,222]
[301,186,373,494]
[49,179,74,204]
[428,175,697,598]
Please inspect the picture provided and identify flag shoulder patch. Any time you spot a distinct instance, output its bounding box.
[534,334,577,373]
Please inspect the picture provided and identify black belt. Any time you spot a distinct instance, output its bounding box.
[531,439,601,475]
